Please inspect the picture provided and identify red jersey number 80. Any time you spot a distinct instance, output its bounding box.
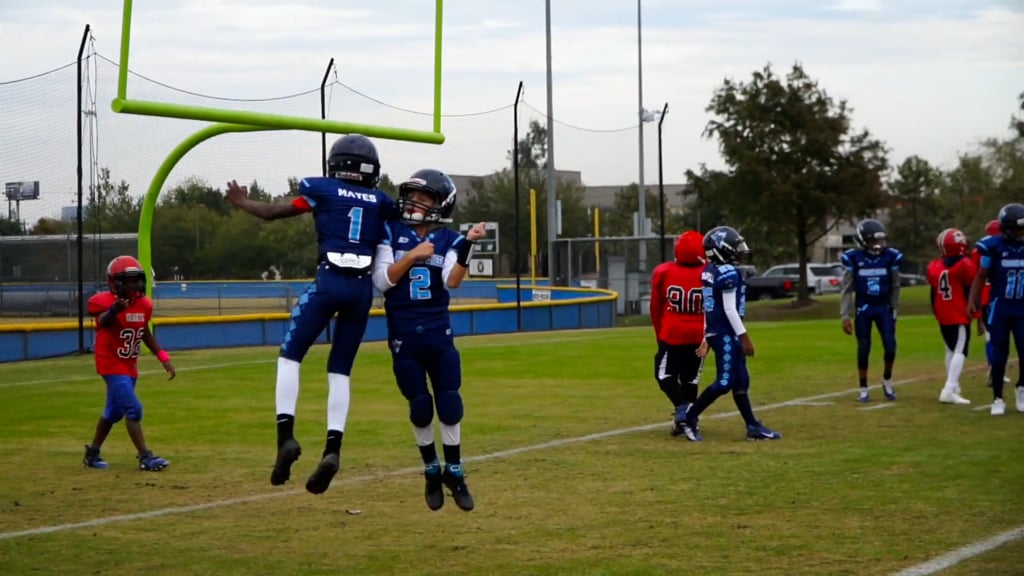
[117,327,144,359]
[666,285,704,315]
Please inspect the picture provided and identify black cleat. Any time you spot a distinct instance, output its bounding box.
[425,464,444,511]
[442,465,474,512]
[270,438,302,486]
[305,453,340,495]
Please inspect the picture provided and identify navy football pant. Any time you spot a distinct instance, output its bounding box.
[854,305,896,370]
[390,327,463,426]
[279,263,373,376]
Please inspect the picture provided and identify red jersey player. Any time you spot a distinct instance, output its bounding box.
[82,255,176,471]
[650,230,706,436]
[927,228,977,405]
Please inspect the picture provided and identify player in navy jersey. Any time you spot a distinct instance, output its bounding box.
[226,134,397,494]
[676,226,781,442]
[840,219,903,402]
[968,203,1024,416]
[372,168,485,512]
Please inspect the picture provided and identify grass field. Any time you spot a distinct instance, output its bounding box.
[1,310,1022,575]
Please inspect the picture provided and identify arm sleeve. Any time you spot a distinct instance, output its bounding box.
[840,269,855,320]
[441,249,459,287]
[889,251,904,310]
[721,289,747,336]
[372,244,396,292]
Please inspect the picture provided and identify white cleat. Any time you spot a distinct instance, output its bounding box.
[1016,387,1024,413]
[991,398,1006,416]
[939,389,971,405]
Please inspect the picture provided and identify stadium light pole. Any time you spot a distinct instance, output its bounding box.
[657,102,668,263]
[544,0,557,284]
[636,0,648,276]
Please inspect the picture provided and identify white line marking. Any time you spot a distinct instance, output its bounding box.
[788,401,835,406]
[972,404,994,412]
[890,526,1024,576]
[858,403,896,411]
[0,370,940,542]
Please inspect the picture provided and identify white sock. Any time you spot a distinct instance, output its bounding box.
[326,373,351,432]
[275,357,301,415]
[946,352,966,391]
[440,422,461,446]
[413,425,435,447]
[944,349,952,373]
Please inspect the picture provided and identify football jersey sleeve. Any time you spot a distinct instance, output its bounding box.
[87,292,115,316]
[650,265,665,333]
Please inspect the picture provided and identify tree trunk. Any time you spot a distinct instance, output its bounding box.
[795,208,812,305]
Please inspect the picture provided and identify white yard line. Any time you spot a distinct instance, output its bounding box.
[890,526,1024,576]
[858,403,896,411]
[0,370,943,542]
[2,357,1018,576]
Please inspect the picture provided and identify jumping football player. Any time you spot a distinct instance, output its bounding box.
[372,169,484,512]
[226,134,396,494]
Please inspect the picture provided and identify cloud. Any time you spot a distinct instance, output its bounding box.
[0,0,1021,226]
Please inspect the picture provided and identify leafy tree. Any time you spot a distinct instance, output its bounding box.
[160,176,231,215]
[29,217,73,235]
[459,120,588,277]
[702,63,889,303]
[0,217,25,236]
[886,156,946,273]
[85,167,142,234]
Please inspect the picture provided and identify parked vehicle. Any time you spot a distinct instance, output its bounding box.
[745,272,799,301]
[762,263,843,295]
[900,273,926,287]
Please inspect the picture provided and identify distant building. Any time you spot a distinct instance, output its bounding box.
[449,169,688,212]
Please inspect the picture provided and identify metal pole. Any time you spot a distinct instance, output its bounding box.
[320,58,334,176]
[76,24,90,353]
[545,0,558,285]
[513,81,524,331]
[636,0,647,276]
[657,102,668,263]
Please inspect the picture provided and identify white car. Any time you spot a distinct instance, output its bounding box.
[761,263,844,295]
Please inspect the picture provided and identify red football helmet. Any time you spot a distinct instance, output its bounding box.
[936,228,968,257]
[107,255,146,300]
[985,219,1001,237]
[674,230,706,265]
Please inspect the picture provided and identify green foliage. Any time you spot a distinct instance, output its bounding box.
[702,63,889,301]
[460,120,589,273]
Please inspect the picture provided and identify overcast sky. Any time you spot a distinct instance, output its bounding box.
[0,0,1021,223]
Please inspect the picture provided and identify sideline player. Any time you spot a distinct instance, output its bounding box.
[926,228,976,405]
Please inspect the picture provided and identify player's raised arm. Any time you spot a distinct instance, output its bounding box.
[225,180,304,221]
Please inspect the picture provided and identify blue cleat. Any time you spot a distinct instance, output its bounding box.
[137,451,169,471]
[442,464,474,512]
[857,389,870,403]
[424,461,444,511]
[83,445,109,470]
[746,422,782,441]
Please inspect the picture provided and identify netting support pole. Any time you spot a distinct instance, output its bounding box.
[76,23,91,354]
[137,123,272,305]
[320,58,334,177]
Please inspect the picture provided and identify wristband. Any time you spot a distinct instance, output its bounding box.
[156,350,171,363]
[456,237,474,267]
